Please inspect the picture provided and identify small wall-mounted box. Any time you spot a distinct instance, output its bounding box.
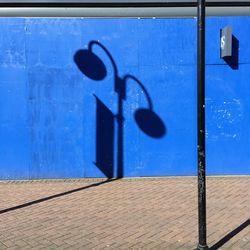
[220,26,232,58]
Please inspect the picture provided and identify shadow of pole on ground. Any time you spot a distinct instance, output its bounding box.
[0,179,116,214]
[209,218,250,250]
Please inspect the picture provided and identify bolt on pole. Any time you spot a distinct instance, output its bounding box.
[196,0,208,250]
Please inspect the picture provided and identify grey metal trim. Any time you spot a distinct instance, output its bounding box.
[0,6,250,17]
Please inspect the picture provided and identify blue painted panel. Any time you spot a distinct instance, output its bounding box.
[206,64,250,175]
[206,16,250,175]
[26,68,85,179]
[0,17,249,179]
[0,19,30,179]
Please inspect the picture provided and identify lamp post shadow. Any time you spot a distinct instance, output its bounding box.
[94,95,115,179]
[74,40,166,179]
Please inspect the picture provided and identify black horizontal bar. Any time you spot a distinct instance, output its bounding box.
[1,2,250,8]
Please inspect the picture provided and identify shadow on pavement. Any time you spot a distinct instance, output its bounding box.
[209,218,250,250]
[0,179,116,214]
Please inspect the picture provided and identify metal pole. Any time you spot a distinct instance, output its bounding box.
[196,0,208,250]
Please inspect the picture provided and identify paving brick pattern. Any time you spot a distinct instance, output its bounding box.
[0,177,249,249]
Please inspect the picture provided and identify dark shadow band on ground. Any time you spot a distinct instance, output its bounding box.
[209,218,250,250]
[0,179,116,214]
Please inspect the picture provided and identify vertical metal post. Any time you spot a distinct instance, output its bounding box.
[196,0,208,250]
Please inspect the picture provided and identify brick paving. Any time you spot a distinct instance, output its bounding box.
[0,177,249,249]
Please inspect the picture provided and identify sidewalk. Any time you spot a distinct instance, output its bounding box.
[0,177,249,249]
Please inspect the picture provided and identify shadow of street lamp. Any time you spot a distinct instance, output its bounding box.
[74,40,166,178]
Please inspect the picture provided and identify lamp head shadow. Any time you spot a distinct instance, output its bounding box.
[74,49,107,81]
[134,108,166,138]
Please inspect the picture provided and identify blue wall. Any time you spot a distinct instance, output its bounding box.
[0,17,249,179]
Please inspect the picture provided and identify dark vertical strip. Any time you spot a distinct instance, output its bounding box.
[94,96,115,179]
[117,95,124,179]
[197,0,208,250]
